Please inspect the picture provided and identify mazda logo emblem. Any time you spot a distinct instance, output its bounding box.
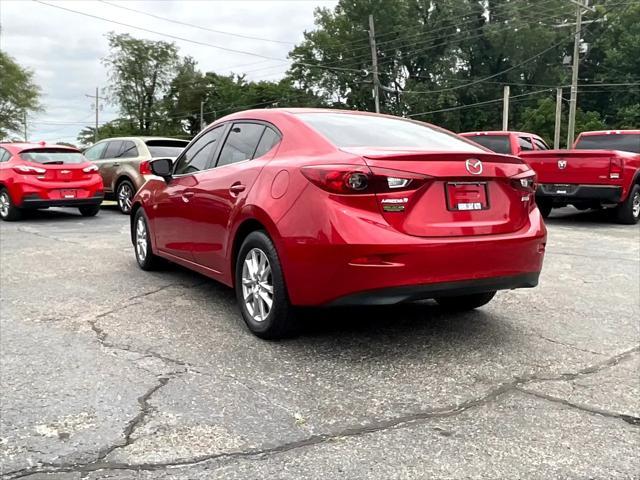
[465,159,483,175]
[558,160,567,169]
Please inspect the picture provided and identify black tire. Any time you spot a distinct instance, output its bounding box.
[435,291,496,311]
[116,179,135,215]
[132,209,161,270]
[537,198,552,219]
[614,184,640,225]
[0,188,22,221]
[235,230,296,339]
[78,205,100,217]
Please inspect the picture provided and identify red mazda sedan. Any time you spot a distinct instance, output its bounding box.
[130,109,546,338]
[0,142,104,221]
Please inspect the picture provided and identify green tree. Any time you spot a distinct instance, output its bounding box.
[103,33,180,134]
[0,52,41,139]
[77,118,139,146]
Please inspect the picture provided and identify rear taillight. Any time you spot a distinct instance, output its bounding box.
[139,160,152,175]
[301,165,430,195]
[510,171,537,193]
[13,165,45,174]
[82,164,98,173]
[609,157,623,179]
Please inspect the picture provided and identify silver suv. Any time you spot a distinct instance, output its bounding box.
[84,137,189,213]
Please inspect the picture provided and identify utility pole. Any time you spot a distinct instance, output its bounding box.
[554,87,563,149]
[23,111,27,142]
[200,101,205,131]
[85,87,105,143]
[502,86,510,131]
[368,14,380,114]
[566,0,589,148]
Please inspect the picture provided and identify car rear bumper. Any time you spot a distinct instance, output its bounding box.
[20,194,104,208]
[536,184,622,202]
[280,210,546,306]
[328,272,539,306]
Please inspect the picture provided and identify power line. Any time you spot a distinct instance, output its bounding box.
[98,0,295,46]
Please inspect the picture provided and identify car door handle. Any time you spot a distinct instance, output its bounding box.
[229,183,246,196]
[112,162,120,167]
[181,191,195,202]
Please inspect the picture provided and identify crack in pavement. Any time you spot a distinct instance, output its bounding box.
[5,344,639,479]
[516,387,640,426]
[533,333,606,356]
[16,227,83,246]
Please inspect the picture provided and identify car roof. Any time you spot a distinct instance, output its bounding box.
[0,142,80,154]
[577,130,640,136]
[93,136,190,143]
[460,131,543,138]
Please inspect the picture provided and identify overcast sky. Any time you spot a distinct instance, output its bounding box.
[0,0,337,144]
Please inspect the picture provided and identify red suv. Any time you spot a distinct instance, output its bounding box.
[131,109,546,339]
[0,142,104,221]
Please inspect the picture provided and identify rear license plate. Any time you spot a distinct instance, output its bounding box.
[446,182,489,211]
[61,189,76,199]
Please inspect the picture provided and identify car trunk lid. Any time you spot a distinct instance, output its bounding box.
[520,149,617,184]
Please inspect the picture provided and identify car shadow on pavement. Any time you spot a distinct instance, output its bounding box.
[544,206,623,227]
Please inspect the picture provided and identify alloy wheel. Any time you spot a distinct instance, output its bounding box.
[135,217,148,262]
[633,192,640,219]
[241,248,274,322]
[0,193,9,218]
[118,183,133,213]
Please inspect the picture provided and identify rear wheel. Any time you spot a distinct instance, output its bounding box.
[116,179,135,215]
[133,209,160,270]
[78,205,100,217]
[0,189,22,221]
[537,198,552,219]
[436,291,496,311]
[235,231,296,339]
[615,184,640,225]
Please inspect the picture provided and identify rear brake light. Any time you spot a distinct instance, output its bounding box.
[139,160,152,175]
[13,165,46,174]
[609,157,622,179]
[510,171,537,193]
[301,165,430,194]
[82,164,99,173]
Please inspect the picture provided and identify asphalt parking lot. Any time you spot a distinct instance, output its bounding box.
[1,205,638,479]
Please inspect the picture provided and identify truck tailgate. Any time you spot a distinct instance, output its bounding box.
[520,150,614,184]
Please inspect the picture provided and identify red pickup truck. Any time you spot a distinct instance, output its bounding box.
[461,130,640,224]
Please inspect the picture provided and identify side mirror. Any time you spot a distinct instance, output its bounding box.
[150,158,173,181]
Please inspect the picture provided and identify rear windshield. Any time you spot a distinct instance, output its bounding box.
[20,150,85,164]
[465,135,512,154]
[146,140,189,158]
[575,134,640,153]
[297,113,485,152]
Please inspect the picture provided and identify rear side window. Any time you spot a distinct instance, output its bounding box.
[84,142,107,160]
[146,140,189,158]
[0,148,10,162]
[20,150,86,164]
[217,123,266,167]
[466,135,512,154]
[575,134,640,153]
[533,138,549,150]
[298,113,485,152]
[103,141,123,159]
[118,140,138,158]
[518,136,534,151]
[253,127,281,158]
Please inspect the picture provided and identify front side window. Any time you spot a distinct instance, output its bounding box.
[297,112,485,152]
[118,140,138,158]
[217,123,266,167]
[173,127,223,175]
[518,136,534,151]
[84,142,107,160]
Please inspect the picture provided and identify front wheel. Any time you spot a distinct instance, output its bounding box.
[615,185,640,225]
[78,205,100,217]
[435,291,496,311]
[133,209,161,270]
[0,189,22,221]
[235,231,296,339]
